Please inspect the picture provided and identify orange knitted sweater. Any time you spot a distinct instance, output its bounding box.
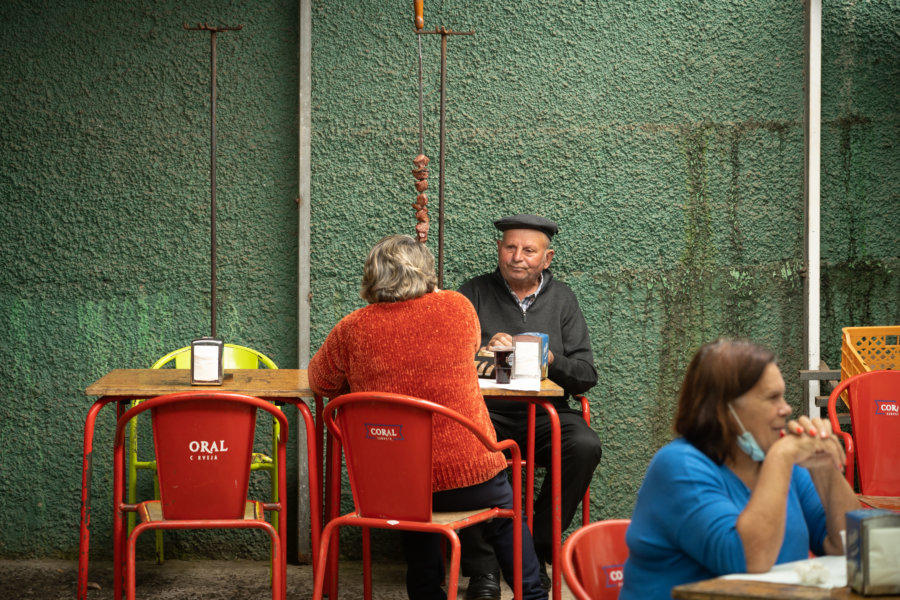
[308,290,507,492]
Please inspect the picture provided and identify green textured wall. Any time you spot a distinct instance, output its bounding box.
[310,0,899,536]
[1,0,898,560]
[0,0,300,559]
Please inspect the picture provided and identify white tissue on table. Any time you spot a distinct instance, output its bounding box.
[794,561,830,585]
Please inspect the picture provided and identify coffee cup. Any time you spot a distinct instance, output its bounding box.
[491,345,514,384]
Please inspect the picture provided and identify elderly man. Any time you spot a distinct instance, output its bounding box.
[458,214,601,598]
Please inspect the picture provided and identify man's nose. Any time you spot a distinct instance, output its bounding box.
[511,248,525,262]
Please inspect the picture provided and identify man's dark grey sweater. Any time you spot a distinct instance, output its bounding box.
[458,268,597,411]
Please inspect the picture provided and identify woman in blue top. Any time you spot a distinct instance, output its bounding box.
[620,339,859,600]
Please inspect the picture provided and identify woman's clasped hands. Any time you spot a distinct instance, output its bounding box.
[776,415,846,472]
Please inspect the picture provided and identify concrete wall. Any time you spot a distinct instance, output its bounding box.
[1,0,897,560]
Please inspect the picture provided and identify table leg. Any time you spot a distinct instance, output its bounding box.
[533,399,562,600]
[526,403,536,532]
[316,394,342,598]
[78,396,123,600]
[282,398,322,572]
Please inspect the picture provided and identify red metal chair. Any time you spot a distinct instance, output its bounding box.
[112,391,289,600]
[313,391,524,600]
[128,344,281,564]
[827,369,900,495]
[561,519,630,600]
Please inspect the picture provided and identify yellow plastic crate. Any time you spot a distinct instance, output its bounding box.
[841,326,900,382]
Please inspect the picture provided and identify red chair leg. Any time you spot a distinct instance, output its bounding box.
[362,526,372,600]
[312,520,341,600]
[444,531,463,600]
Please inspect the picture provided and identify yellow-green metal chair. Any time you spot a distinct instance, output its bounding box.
[127,343,280,563]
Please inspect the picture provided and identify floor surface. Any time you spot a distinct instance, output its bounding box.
[0,558,576,599]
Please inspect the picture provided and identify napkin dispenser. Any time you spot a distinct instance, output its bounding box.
[512,332,549,380]
[190,337,224,385]
[846,508,900,595]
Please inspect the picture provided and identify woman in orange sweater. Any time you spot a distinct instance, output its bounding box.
[309,234,546,600]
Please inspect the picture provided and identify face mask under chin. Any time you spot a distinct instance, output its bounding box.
[729,403,766,462]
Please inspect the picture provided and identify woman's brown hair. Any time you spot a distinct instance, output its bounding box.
[674,339,776,464]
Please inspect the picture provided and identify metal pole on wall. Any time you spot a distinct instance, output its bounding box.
[184,22,243,337]
[415,26,474,288]
[803,0,822,417]
[296,0,313,564]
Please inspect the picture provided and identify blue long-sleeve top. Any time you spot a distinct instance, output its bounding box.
[620,438,828,600]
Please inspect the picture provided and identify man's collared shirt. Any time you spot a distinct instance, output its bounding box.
[504,272,544,313]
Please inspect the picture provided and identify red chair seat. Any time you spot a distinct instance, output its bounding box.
[138,500,265,523]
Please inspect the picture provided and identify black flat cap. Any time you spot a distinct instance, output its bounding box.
[493,214,559,239]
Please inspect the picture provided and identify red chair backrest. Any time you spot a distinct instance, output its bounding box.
[151,398,258,520]
[328,395,434,522]
[842,370,900,495]
[562,519,630,600]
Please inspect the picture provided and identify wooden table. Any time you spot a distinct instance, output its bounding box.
[673,578,900,599]
[858,494,900,512]
[78,369,319,600]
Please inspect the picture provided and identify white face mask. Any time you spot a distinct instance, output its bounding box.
[728,403,765,462]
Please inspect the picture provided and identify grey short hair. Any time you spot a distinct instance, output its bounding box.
[360,235,437,303]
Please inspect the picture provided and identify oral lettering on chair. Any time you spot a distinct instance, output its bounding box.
[365,424,404,441]
[875,400,899,416]
[188,440,230,460]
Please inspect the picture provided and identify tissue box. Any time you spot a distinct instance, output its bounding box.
[512,332,549,380]
[846,508,900,595]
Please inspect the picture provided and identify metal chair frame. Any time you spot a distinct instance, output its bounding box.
[113,391,288,600]
[827,369,900,495]
[561,519,630,600]
[313,391,524,600]
[126,343,279,563]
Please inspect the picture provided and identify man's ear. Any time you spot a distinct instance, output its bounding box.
[543,248,555,268]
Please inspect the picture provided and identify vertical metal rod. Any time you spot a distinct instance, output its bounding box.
[417,34,425,156]
[804,0,823,416]
[438,33,447,289]
[417,25,472,283]
[186,22,241,337]
[210,30,218,338]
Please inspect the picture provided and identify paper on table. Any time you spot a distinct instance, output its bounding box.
[512,341,542,380]
[720,555,846,588]
[478,377,542,392]
[869,527,900,587]
[192,345,220,382]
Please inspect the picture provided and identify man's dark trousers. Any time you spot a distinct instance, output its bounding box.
[459,406,602,572]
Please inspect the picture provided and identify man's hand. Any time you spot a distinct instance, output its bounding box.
[488,332,555,363]
[488,332,513,348]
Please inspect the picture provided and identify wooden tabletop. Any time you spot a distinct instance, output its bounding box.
[85,368,313,398]
[672,579,900,600]
[480,378,565,397]
[857,494,900,512]
[85,368,564,400]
